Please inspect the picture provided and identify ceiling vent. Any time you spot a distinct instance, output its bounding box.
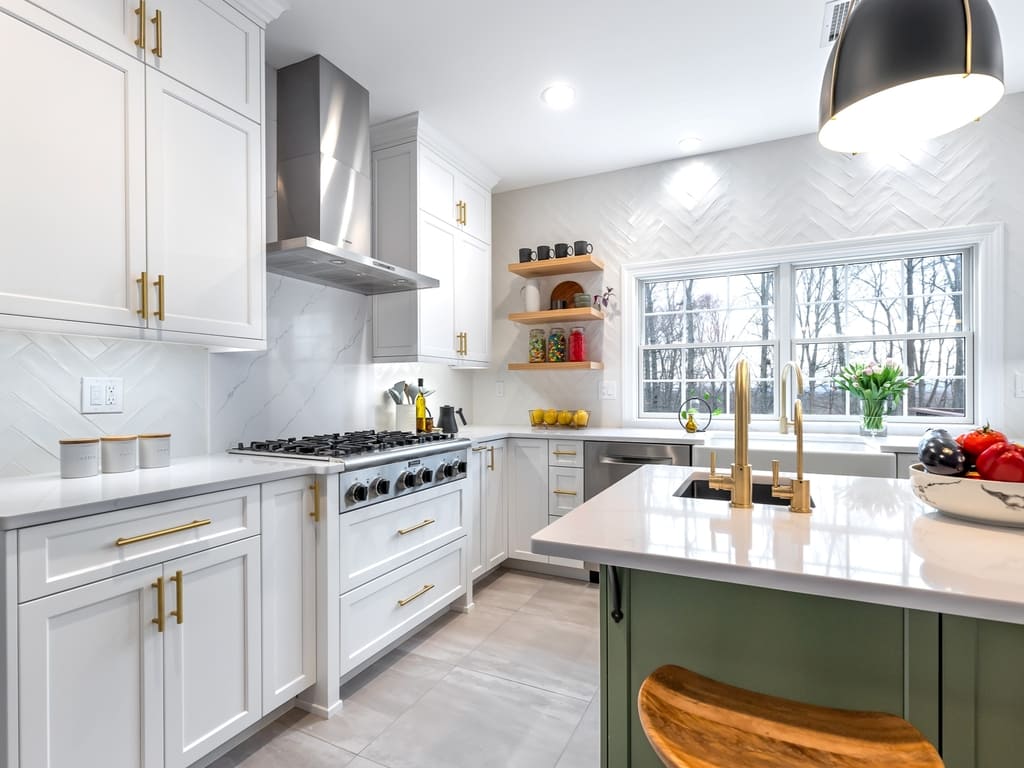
[820,0,851,47]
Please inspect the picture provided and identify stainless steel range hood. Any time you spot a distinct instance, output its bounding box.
[267,56,438,295]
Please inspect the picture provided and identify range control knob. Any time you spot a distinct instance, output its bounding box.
[457,460,468,475]
[413,467,428,486]
[434,464,448,482]
[396,471,414,491]
[347,482,369,502]
[442,462,456,479]
[372,477,390,496]
[421,468,434,484]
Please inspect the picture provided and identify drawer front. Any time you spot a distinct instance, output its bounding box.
[339,538,466,675]
[549,466,583,516]
[19,486,260,601]
[339,481,466,594]
[549,439,584,468]
[547,513,583,570]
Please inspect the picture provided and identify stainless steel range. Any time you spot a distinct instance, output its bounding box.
[230,430,471,512]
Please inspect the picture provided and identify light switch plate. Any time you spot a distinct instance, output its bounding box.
[600,381,617,400]
[495,381,505,398]
[81,377,124,413]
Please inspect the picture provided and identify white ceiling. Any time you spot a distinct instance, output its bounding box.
[267,0,1024,192]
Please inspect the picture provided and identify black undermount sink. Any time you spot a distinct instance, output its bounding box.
[674,479,815,508]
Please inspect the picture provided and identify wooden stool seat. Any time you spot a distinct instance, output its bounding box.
[638,665,943,768]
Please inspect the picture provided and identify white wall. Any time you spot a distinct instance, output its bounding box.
[475,92,1024,436]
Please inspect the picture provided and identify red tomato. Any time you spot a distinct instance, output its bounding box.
[957,424,1008,463]
[975,442,1024,483]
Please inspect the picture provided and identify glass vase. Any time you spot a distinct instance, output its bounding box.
[859,396,892,438]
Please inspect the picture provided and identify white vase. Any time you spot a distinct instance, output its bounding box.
[521,279,540,312]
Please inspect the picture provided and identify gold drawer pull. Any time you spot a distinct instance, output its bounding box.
[553,489,577,496]
[151,576,164,632]
[471,446,489,452]
[397,583,435,607]
[169,569,183,624]
[116,518,211,546]
[552,450,578,456]
[153,274,166,321]
[150,8,163,57]
[137,271,149,318]
[397,518,435,536]
[134,0,146,50]
[309,481,320,522]
[488,445,495,471]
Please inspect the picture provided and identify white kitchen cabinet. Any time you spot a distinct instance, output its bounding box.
[0,4,147,328]
[163,537,261,768]
[549,466,584,517]
[19,566,165,768]
[260,477,316,713]
[20,0,144,57]
[507,439,549,563]
[146,69,264,340]
[371,114,498,366]
[469,440,507,579]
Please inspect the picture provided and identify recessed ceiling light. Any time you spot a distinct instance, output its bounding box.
[678,136,703,153]
[541,83,576,110]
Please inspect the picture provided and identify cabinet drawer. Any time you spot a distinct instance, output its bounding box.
[339,482,466,593]
[19,486,260,601]
[549,439,584,468]
[549,466,583,516]
[339,537,466,675]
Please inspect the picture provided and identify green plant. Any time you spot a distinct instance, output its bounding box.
[833,359,920,404]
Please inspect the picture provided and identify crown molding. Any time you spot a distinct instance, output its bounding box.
[228,0,290,26]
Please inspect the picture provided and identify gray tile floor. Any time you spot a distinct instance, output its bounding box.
[212,569,600,767]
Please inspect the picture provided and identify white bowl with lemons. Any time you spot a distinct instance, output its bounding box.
[528,409,590,429]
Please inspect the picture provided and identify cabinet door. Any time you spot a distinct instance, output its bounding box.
[549,466,583,516]
[457,174,491,244]
[146,69,264,340]
[483,441,508,569]
[468,445,488,580]
[454,235,492,365]
[0,6,147,327]
[19,566,164,768]
[507,439,549,563]
[416,214,457,360]
[20,0,144,56]
[261,478,316,713]
[419,146,458,227]
[148,0,262,122]
[164,537,261,768]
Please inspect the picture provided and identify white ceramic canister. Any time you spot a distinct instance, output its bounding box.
[520,279,541,313]
[59,438,100,479]
[395,403,416,432]
[101,435,138,473]
[138,433,171,469]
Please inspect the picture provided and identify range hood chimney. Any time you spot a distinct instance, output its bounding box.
[267,56,438,295]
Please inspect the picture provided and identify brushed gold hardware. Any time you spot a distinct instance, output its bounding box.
[134,0,146,50]
[308,480,320,522]
[771,401,812,514]
[137,271,149,318]
[552,450,577,457]
[778,361,805,435]
[488,445,495,471]
[152,577,164,632]
[461,201,468,226]
[151,8,163,58]
[707,358,753,509]
[553,489,577,496]
[463,331,469,356]
[153,274,165,321]
[964,0,973,75]
[471,446,489,452]
[397,518,436,536]
[397,583,435,607]
[169,569,183,623]
[115,518,211,546]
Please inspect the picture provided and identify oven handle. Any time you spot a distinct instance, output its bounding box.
[598,456,673,466]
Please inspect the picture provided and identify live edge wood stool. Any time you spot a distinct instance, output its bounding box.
[637,665,943,768]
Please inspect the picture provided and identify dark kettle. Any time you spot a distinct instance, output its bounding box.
[438,405,466,434]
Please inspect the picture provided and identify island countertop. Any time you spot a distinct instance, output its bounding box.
[531,464,1024,625]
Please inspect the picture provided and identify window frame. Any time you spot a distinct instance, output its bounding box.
[620,224,1005,433]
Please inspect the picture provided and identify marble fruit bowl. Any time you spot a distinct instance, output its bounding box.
[909,463,1024,527]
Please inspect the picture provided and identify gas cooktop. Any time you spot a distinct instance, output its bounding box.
[229,430,469,469]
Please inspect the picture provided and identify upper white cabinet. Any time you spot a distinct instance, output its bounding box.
[0,0,277,349]
[371,113,499,367]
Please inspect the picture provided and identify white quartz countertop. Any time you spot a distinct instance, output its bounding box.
[532,464,1024,625]
[0,454,343,530]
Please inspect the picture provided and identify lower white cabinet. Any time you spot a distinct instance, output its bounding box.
[260,477,317,714]
[507,439,549,563]
[469,440,507,579]
[547,467,584,569]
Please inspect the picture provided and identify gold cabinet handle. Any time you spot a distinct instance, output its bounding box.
[116,518,211,547]
[553,489,577,496]
[152,576,165,632]
[150,8,163,57]
[169,569,183,624]
[397,518,435,536]
[552,450,578,457]
[471,446,488,452]
[397,583,435,607]
[137,271,149,318]
[462,201,468,226]
[488,445,495,471]
[153,274,165,321]
[134,0,146,50]
[463,331,469,356]
[309,480,320,522]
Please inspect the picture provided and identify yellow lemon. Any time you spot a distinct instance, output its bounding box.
[530,409,545,426]
[557,410,573,426]
[543,408,558,425]
[574,410,590,427]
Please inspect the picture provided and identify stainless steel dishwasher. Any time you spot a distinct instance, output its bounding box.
[584,441,692,500]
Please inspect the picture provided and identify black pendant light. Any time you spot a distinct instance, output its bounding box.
[819,0,1004,153]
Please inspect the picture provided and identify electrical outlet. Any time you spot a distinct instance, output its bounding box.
[600,381,617,400]
[81,377,124,414]
[495,380,505,398]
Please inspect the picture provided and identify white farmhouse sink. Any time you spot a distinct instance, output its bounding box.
[694,434,895,478]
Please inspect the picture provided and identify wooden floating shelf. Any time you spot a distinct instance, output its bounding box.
[507,361,604,371]
[507,254,605,278]
[508,307,605,324]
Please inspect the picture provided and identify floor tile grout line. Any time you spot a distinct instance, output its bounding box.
[450,662,596,705]
[552,696,595,768]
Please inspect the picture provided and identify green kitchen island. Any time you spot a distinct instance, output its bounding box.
[532,464,1024,768]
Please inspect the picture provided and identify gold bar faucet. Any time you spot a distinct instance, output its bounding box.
[708,358,753,509]
[771,400,812,513]
[778,361,804,434]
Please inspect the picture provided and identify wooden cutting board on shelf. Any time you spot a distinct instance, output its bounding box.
[551,280,585,305]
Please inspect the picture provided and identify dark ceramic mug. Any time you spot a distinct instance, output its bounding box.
[518,247,537,263]
[537,245,554,260]
[573,240,594,255]
[554,243,574,258]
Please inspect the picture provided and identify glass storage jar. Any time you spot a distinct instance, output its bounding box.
[547,327,567,363]
[529,328,547,363]
[568,326,586,362]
